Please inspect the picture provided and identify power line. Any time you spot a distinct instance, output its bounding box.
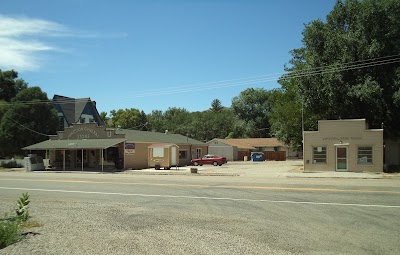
[0,54,399,106]
[5,115,52,137]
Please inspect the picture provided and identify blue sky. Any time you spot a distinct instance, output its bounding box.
[0,0,336,115]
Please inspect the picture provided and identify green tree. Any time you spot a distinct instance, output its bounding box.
[109,108,148,129]
[282,0,400,137]
[163,107,192,135]
[147,110,166,132]
[0,87,58,156]
[139,110,149,131]
[187,108,236,141]
[231,88,273,137]
[210,99,223,112]
[0,70,28,102]
[99,111,109,126]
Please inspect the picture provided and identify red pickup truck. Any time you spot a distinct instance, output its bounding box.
[191,154,227,166]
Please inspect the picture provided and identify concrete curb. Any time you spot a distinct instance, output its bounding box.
[283,172,400,179]
[285,175,383,179]
[121,171,240,177]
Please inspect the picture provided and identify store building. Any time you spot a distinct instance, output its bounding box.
[23,123,207,171]
[303,119,383,172]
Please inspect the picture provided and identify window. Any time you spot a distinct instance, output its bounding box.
[89,118,95,123]
[58,117,65,131]
[80,118,85,123]
[152,147,164,157]
[179,150,188,160]
[313,147,327,163]
[358,146,372,164]
[196,148,202,159]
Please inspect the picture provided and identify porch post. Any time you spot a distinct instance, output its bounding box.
[81,149,84,171]
[123,141,126,170]
[63,150,65,171]
[45,150,48,169]
[101,148,104,172]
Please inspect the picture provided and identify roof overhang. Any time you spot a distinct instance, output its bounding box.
[23,138,126,150]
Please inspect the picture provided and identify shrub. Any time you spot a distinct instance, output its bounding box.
[0,193,32,249]
[0,218,22,249]
[1,161,22,168]
[16,193,30,222]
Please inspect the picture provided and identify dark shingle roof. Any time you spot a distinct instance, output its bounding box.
[74,98,90,122]
[53,95,75,125]
[53,95,103,126]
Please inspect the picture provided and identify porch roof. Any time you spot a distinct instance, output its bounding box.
[23,138,126,150]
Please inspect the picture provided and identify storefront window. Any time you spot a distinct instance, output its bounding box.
[358,146,372,164]
[313,147,326,163]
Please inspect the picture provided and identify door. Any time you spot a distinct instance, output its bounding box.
[336,146,348,171]
[196,148,202,159]
[171,147,177,166]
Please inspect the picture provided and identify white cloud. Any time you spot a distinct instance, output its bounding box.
[0,15,65,71]
[0,15,127,71]
[0,37,53,70]
[0,15,67,37]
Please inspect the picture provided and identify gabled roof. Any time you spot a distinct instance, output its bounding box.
[114,129,205,145]
[74,97,90,122]
[53,95,103,126]
[209,138,287,150]
[53,95,76,125]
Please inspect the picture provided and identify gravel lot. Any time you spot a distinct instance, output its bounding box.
[0,193,295,255]
[124,159,304,177]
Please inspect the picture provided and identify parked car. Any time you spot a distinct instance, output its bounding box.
[191,154,227,166]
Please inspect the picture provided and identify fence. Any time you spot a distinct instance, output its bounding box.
[264,151,286,161]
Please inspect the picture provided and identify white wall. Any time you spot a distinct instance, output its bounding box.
[208,146,234,161]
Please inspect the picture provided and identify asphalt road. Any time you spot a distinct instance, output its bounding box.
[0,171,399,255]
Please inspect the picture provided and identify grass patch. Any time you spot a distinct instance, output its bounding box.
[22,220,43,229]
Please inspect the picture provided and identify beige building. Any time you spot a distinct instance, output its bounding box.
[23,123,207,170]
[303,119,383,172]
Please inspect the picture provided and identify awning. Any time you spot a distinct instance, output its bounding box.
[23,138,126,150]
